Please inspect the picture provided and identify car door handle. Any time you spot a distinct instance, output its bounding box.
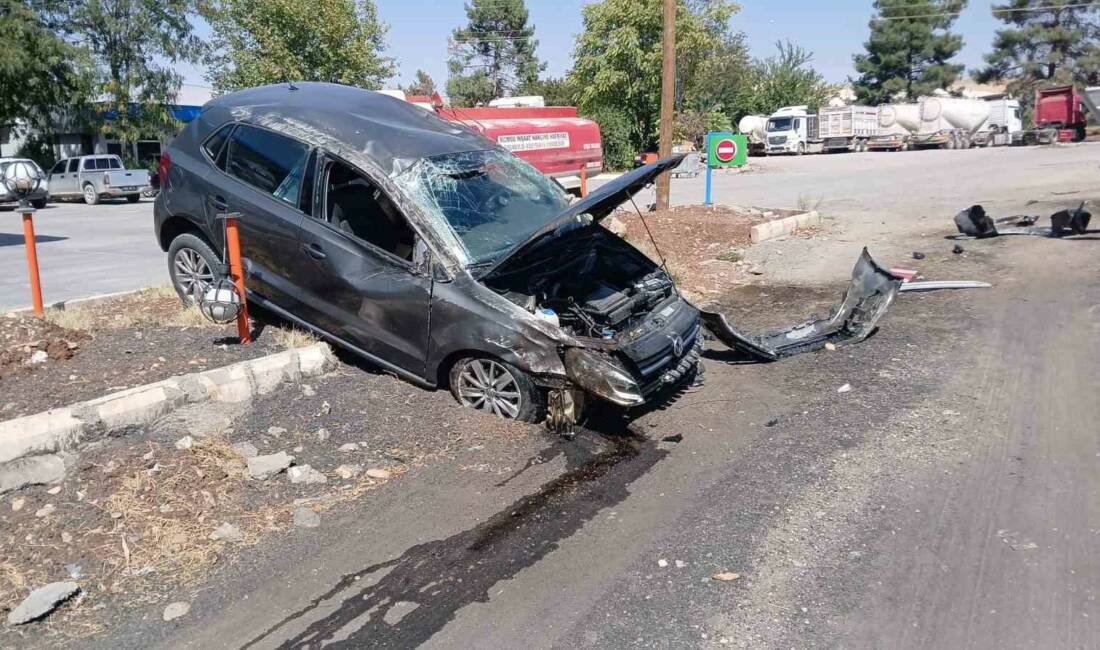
[211,195,228,211]
[300,243,326,260]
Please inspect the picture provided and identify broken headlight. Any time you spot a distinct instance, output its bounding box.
[564,348,644,407]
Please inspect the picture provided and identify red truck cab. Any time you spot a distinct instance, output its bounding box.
[1035,86,1087,142]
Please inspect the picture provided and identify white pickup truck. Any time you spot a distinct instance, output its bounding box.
[46,155,150,205]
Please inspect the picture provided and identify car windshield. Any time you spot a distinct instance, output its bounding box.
[393,149,571,266]
[768,118,793,132]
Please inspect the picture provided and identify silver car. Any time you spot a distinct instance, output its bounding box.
[0,158,48,209]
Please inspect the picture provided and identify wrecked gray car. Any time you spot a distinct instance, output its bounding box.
[154,82,899,432]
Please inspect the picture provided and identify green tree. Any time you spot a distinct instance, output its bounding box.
[446,0,544,107]
[34,0,204,142]
[516,76,576,106]
[206,0,394,93]
[404,69,437,96]
[975,1,1100,102]
[742,41,835,115]
[569,0,738,159]
[852,0,967,105]
[0,0,89,133]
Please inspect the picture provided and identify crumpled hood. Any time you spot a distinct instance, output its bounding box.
[480,155,685,279]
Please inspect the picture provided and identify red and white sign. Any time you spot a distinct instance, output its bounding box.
[715,138,738,162]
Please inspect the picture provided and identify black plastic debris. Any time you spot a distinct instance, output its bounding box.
[912,251,926,260]
[1050,204,1091,236]
[954,205,998,238]
[661,434,683,443]
[953,243,965,254]
[700,248,901,362]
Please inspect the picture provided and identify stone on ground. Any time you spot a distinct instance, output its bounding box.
[208,522,243,543]
[292,507,321,529]
[247,452,294,479]
[365,468,392,480]
[287,464,327,485]
[162,601,191,622]
[6,581,80,625]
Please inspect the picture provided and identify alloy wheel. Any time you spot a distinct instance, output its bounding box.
[83,185,97,204]
[173,248,214,301]
[454,359,522,418]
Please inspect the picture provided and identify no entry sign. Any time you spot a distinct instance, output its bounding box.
[707,132,747,167]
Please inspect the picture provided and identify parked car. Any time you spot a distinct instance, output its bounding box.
[154,83,899,431]
[46,155,150,204]
[0,158,48,208]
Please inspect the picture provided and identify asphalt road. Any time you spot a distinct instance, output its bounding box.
[3,143,1097,309]
[0,197,164,311]
[79,142,1100,648]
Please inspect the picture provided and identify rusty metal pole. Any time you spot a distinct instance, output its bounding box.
[654,0,676,211]
[223,214,252,344]
[21,209,44,316]
[580,165,588,197]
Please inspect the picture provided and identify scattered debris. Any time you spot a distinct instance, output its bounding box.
[287,464,328,485]
[365,468,392,480]
[292,507,321,529]
[661,434,683,443]
[899,280,991,292]
[162,601,191,622]
[711,572,741,582]
[6,581,80,625]
[338,443,360,452]
[208,522,243,543]
[824,342,837,351]
[764,418,779,427]
[953,243,965,255]
[247,452,294,480]
[889,267,918,282]
[912,251,925,260]
[701,249,901,361]
[266,426,287,438]
[34,503,56,518]
[174,435,194,451]
[334,464,363,480]
[315,428,330,443]
[0,454,66,495]
[837,384,853,394]
[232,441,258,459]
[11,496,25,512]
[27,350,49,365]
[955,203,1092,239]
[657,559,669,568]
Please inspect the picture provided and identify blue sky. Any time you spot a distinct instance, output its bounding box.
[180,1,1002,90]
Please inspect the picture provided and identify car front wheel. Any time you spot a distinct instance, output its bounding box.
[449,357,541,422]
[168,233,220,303]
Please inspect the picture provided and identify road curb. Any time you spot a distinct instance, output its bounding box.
[0,342,336,483]
[750,210,822,243]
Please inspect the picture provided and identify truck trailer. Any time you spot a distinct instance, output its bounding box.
[818,105,878,152]
[737,115,768,156]
[910,96,990,149]
[867,103,921,151]
[969,98,1023,147]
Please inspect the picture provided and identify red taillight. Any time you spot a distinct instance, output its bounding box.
[159,152,171,183]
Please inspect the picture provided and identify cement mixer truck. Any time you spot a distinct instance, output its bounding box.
[737,115,768,156]
[867,103,921,151]
[910,96,990,149]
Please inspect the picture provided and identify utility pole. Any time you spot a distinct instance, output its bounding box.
[655,0,676,211]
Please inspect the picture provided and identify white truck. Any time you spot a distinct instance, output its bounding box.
[765,106,821,155]
[46,154,150,204]
[910,96,990,149]
[867,103,921,151]
[818,105,878,152]
[737,114,768,156]
[970,98,1023,147]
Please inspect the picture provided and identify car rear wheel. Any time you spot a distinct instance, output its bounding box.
[449,357,541,422]
[168,233,220,303]
[82,184,99,205]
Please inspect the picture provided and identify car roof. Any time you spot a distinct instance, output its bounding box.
[201,82,495,175]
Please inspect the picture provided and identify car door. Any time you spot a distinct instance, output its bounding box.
[292,153,432,378]
[202,123,312,307]
[46,160,68,196]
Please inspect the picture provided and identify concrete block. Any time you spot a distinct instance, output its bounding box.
[84,381,178,430]
[297,343,336,376]
[0,410,83,465]
[202,363,255,403]
[247,351,298,395]
[0,454,66,494]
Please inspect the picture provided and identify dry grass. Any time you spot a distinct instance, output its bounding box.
[268,325,320,351]
[45,285,216,332]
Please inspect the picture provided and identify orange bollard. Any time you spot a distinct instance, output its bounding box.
[22,211,44,316]
[223,214,251,344]
[579,165,588,197]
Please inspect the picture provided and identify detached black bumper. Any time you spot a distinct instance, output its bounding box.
[699,248,901,361]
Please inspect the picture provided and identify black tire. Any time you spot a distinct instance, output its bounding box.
[82,183,99,205]
[167,232,222,304]
[448,356,542,422]
[126,194,140,203]
[31,198,47,209]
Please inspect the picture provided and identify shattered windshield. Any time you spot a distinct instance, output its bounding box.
[393,149,571,266]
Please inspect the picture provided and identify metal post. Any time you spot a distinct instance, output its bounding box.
[21,209,44,316]
[654,0,676,211]
[704,132,713,206]
[223,214,251,344]
[580,165,588,197]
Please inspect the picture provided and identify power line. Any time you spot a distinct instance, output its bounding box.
[875,1,1100,21]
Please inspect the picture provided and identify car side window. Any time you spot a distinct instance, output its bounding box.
[225,124,310,206]
[82,158,96,170]
[202,124,234,168]
[67,159,79,172]
[323,159,416,262]
[94,158,110,170]
[108,157,122,170]
[50,161,66,175]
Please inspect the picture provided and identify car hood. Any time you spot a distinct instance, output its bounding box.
[479,154,685,279]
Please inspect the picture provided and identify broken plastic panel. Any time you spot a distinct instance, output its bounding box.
[699,248,901,362]
[954,204,1091,238]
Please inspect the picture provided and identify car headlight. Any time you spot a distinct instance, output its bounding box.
[564,348,644,407]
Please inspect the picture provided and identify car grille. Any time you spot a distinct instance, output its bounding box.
[768,136,786,145]
[633,320,702,397]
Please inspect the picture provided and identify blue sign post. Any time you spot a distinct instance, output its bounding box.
[704,132,713,206]
[704,131,748,206]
